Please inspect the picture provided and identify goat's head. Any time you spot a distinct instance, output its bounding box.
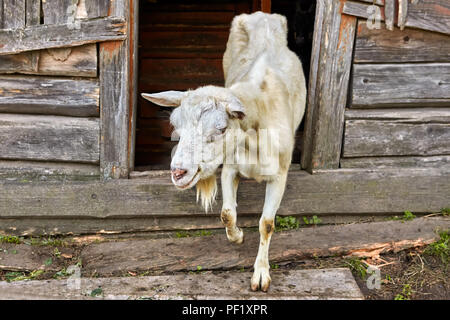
[142,86,245,210]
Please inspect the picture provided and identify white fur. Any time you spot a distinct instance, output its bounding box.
[141,11,306,292]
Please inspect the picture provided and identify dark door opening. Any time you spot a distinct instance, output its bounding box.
[135,0,316,170]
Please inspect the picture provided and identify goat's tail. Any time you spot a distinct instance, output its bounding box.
[196,175,217,213]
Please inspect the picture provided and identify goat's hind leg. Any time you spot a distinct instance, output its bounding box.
[220,166,244,244]
[251,172,288,292]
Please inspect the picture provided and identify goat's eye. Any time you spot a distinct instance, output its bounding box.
[219,127,227,134]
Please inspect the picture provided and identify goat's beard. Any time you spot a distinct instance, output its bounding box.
[196,175,217,213]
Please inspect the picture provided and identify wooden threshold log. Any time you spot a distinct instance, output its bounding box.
[0,168,448,219]
[0,17,126,55]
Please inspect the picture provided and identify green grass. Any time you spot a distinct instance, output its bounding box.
[302,215,322,226]
[4,270,44,282]
[0,235,22,244]
[345,258,367,280]
[441,208,450,216]
[424,230,449,265]
[175,230,213,238]
[394,284,412,300]
[388,210,416,222]
[275,216,300,231]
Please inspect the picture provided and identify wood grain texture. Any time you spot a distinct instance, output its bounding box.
[0,114,100,163]
[384,0,395,31]
[0,75,99,116]
[85,0,110,19]
[99,0,134,179]
[0,0,26,29]
[79,217,449,275]
[0,44,97,76]
[301,0,357,171]
[351,63,450,108]
[0,16,126,55]
[0,168,448,218]
[343,109,450,157]
[0,160,100,181]
[341,155,450,169]
[354,21,450,63]
[343,0,450,35]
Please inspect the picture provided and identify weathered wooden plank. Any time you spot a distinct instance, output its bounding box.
[0,214,400,236]
[0,161,100,181]
[398,0,408,30]
[39,44,97,77]
[343,121,450,157]
[341,155,450,169]
[78,217,449,276]
[0,0,25,29]
[343,0,450,35]
[406,0,450,35]
[42,0,73,25]
[0,269,364,300]
[345,108,450,123]
[301,0,357,171]
[384,0,395,31]
[25,0,40,27]
[351,63,450,108]
[99,0,135,179]
[85,0,110,18]
[0,0,42,73]
[0,51,38,73]
[0,114,100,163]
[354,21,450,63]
[0,75,99,116]
[0,44,97,76]
[0,16,126,55]
[0,168,448,218]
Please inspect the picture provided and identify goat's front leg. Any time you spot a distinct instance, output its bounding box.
[220,166,244,244]
[251,172,288,292]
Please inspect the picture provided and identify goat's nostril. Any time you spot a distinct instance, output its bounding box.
[172,168,187,181]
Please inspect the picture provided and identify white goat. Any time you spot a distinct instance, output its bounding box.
[142,11,306,292]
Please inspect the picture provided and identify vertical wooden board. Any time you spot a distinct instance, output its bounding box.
[25,0,41,26]
[0,114,100,163]
[301,0,357,171]
[354,21,450,63]
[99,0,134,178]
[85,0,110,18]
[0,0,26,29]
[42,0,73,24]
[100,41,130,178]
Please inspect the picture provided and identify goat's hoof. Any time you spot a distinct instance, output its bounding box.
[226,227,244,245]
[251,268,271,292]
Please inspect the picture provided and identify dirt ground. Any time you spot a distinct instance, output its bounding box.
[1,229,448,300]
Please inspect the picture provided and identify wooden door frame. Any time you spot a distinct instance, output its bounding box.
[100,0,139,179]
[301,0,357,173]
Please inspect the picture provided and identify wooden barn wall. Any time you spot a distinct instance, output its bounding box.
[0,0,127,180]
[340,20,450,169]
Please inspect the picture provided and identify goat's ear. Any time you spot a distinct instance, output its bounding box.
[141,91,185,107]
[225,98,246,120]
